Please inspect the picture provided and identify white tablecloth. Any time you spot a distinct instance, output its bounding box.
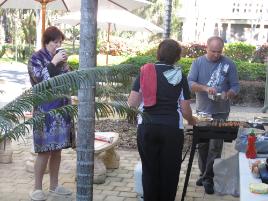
[239,152,268,201]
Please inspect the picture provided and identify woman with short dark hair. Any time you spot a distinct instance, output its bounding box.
[28,26,72,201]
[128,39,196,201]
[157,39,182,65]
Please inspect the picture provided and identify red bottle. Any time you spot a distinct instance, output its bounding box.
[246,129,257,159]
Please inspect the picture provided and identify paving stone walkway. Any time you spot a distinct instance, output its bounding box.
[0,137,237,201]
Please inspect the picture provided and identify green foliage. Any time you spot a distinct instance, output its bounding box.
[67,54,130,70]
[181,43,207,58]
[252,44,268,63]
[65,27,80,54]
[0,45,6,58]
[122,55,193,76]
[178,58,194,75]
[224,42,256,61]
[122,54,266,81]
[122,55,155,74]
[67,55,79,71]
[0,64,139,143]
[233,81,265,106]
[139,46,158,57]
[1,43,34,61]
[21,10,36,45]
[135,0,181,40]
[98,37,137,56]
[0,87,75,143]
[235,60,266,81]
[17,44,35,61]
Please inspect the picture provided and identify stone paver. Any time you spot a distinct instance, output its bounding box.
[0,133,244,201]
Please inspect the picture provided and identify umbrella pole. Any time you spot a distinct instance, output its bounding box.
[106,23,111,65]
[41,2,47,34]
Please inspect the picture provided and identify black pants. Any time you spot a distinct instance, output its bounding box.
[197,113,229,182]
[137,124,184,201]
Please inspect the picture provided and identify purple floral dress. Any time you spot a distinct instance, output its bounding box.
[28,48,72,153]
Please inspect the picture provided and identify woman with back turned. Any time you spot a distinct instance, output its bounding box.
[128,39,196,201]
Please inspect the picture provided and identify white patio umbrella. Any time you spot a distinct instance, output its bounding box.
[54,9,163,64]
[0,0,151,33]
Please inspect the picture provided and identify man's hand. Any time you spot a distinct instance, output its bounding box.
[206,86,217,95]
[187,116,197,126]
[226,90,236,100]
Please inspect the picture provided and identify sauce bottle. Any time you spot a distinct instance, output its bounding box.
[246,129,257,159]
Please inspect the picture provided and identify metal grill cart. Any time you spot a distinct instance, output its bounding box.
[181,120,241,201]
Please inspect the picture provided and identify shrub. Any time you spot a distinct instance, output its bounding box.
[232,80,265,106]
[224,42,255,61]
[139,46,157,57]
[122,56,194,75]
[0,45,6,58]
[17,45,35,60]
[140,42,207,59]
[235,60,266,81]
[98,37,142,56]
[181,43,207,58]
[68,53,266,82]
[0,44,34,61]
[179,58,194,75]
[122,55,155,75]
[252,44,268,63]
[123,55,266,81]
[67,55,79,71]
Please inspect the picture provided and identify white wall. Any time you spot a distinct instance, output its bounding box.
[178,0,268,44]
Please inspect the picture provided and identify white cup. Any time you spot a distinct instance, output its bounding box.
[56,47,65,54]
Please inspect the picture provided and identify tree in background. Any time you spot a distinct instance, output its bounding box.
[0,9,37,60]
[66,26,80,54]
[1,9,10,43]
[136,0,181,40]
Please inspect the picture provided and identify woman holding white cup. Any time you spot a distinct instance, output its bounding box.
[28,26,73,201]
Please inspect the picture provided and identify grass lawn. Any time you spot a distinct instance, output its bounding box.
[68,53,129,69]
[97,54,128,66]
[0,53,129,68]
[0,57,28,65]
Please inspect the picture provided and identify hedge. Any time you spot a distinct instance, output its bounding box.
[67,54,266,81]
[122,56,266,81]
[224,42,255,61]
[233,80,265,106]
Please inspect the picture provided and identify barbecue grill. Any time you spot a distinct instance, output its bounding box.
[181,120,245,201]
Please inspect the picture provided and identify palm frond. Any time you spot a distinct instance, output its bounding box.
[0,64,137,143]
[32,64,135,93]
[95,100,138,122]
[0,104,78,143]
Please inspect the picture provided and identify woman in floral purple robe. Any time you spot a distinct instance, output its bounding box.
[28,26,72,200]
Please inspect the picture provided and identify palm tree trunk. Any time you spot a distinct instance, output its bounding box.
[76,0,98,201]
[163,0,172,39]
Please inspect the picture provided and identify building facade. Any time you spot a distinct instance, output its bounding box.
[178,0,268,45]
